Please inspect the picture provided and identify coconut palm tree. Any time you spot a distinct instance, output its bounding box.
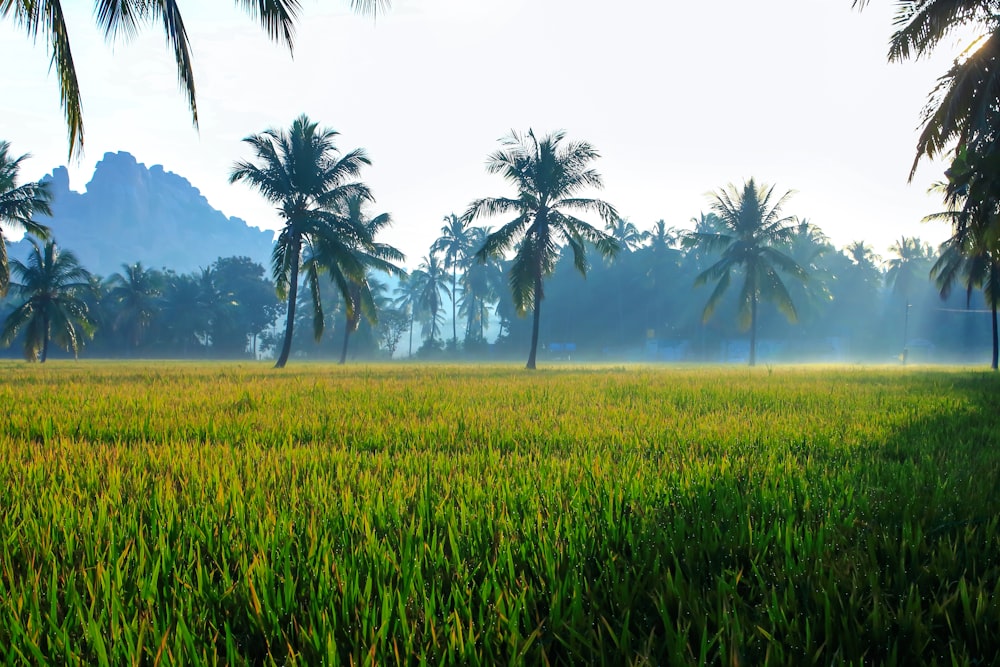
[642,219,682,254]
[853,0,1000,178]
[1,238,93,361]
[931,233,1000,369]
[887,236,936,302]
[1,141,51,296]
[230,114,373,368]
[392,271,424,358]
[306,194,403,364]
[106,261,162,350]
[410,253,449,350]
[685,179,808,367]
[431,213,473,349]
[459,226,503,344]
[605,217,643,255]
[3,1,386,158]
[463,129,620,369]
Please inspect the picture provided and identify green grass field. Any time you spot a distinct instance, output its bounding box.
[0,362,997,665]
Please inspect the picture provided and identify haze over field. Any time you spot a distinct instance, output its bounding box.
[0,0,960,266]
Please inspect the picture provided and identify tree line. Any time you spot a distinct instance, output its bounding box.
[2,125,995,368]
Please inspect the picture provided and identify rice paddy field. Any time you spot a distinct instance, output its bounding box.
[0,362,998,666]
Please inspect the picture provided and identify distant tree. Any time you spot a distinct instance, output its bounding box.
[887,236,936,303]
[106,262,162,350]
[159,268,217,355]
[1,239,93,361]
[845,241,883,285]
[210,256,281,358]
[685,179,807,366]
[641,219,683,253]
[605,217,643,255]
[307,195,403,364]
[431,213,473,349]
[230,114,373,368]
[3,1,386,158]
[410,254,449,351]
[1,141,51,297]
[931,233,1000,369]
[464,129,619,369]
[459,226,504,344]
[392,272,423,358]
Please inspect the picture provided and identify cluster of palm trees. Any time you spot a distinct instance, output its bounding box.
[0,247,280,362]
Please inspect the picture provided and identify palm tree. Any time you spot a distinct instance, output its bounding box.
[3,1,386,158]
[845,240,882,281]
[931,233,1000,369]
[431,213,473,349]
[459,226,503,344]
[230,114,373,368]
[463,129,620,369]
[106,262,162,350]
[1,238,93,361]
[392,271,424,358]
[605,217,643,255]
[410,254,449,350]
[642,219,682,254]
[307,195,403,364]
[1,141,51,296]
[854,0,1000,178]
[685,179,807,367]
[887,236,935,302]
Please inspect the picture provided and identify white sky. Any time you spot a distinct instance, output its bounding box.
[0,0,967,269]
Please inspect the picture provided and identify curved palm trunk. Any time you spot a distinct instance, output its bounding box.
[274,237,301,369]
[526,271,542,370]
[991,300,998,371]
[749,293,758,368]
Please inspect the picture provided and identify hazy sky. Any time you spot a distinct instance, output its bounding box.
[0,0,966,269]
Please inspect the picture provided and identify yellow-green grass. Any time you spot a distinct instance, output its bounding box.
[0,362,997,665]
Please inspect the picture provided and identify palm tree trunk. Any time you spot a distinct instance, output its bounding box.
[991,300,998,371]
[749,293,758,367]
[339,319,352,365]
[40,311,50,363]
[526,271,542,370]
[408,312,414,358]
[274,237,300,369]
[452,267,458,348]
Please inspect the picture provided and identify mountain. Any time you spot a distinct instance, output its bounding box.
[8,152,275,277]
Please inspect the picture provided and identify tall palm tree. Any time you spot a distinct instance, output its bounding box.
[459,226,503,343]
[463,129,620,369]
[307,194,403,364]
[431,213,472,348]
[392,271,424,358]
[2,1,387,157]
[229,114,373,368]
[854,0,1000,178]
[106,261,162,350]
[1,238,93,361]
[887,236,935,302]
[1,141,51,296]
[931,233,1000,369]
[410,253,449,350]
[685,178,807,367]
